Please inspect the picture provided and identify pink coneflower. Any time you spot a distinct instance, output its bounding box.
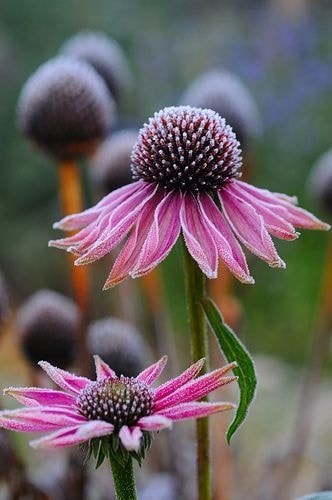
[0,355,236,460]
[49,106,329,288]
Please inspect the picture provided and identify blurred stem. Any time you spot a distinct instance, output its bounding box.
[58,160,90,375]
[110,456,137,500]
[183,240,211,500]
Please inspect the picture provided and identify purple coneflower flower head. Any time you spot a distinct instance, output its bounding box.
[91,129,138,193]
[49,106,329,288]
[308,149,332,217]
[60,31,131,105]
[87,317,149,377]
[18,56,114,160]
[16,290,80,369]
[0,355,236,466]
[179,70,261,147]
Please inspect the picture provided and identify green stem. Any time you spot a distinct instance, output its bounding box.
[183,241,211,500]
[110,456,137,500]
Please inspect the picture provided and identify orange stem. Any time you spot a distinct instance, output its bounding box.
[58,160,90,374]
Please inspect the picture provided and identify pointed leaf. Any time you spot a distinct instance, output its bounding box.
[201,297,257,443]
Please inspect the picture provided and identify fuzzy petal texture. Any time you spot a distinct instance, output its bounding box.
[158,401,236,420]
[4,387,76,408]
[136,356,168,385]
[38,362,90,394]
[0,407,86,432]
[137,415,172,431]
[30,421,114,449]
[181,193,218,278]
[94,355,116,381]
[119,425,143,451]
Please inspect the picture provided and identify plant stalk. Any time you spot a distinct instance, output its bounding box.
[183,241,211,500]
[110,456,137,500]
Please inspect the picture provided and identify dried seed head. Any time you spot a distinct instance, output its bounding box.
[91,129,138,193]
[60,31,131,104]
[77,376,153,430]
[131,105,242,193]
[0,272,9,324]
[179,70,261,148]
[18,56,114,160]
[308,149,332,216]
[16,289,80,369]
[88,317,148,377]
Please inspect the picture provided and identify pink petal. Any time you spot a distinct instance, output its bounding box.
[93,355,116,381]
[236,181,330,231]
[180,193,218,278]
[154,358,205,401]
[119,425,142,451]
[197,193,254,284]
[136,356,168,385]
[133,190,182,276]
[103,193,162,288]
[4,387,76,407]
[220,186,285,268]
[38,361,90,394]
[53,182,141,231]
[30,421,114,449]
[155,362,237,411]
[74,183,158,265]
[137,415,172,431]
[228,182,299,240]
[157,401,236,420]
[0,407,86,432]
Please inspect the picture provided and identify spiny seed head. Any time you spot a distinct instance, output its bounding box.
[91,130,138,193]
[87,317,148,377]
[179,70,261,148]
[0,272,9,324]
[308,149,332,216]
[131,106,242,193]
[16,289,80,369]
[18,56,114,160]
[77,376,153,430]
[60,31,131,104]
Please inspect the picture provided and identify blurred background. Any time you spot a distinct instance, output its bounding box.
[0,0,332,499]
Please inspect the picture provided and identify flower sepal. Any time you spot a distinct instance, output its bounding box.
[83,431,154,469]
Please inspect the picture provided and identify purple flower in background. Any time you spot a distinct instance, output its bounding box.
[0,355,236,457]
[49,106,329,288]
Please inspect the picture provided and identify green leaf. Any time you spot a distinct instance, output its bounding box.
[296,493,332,500]
[201,297,257,443]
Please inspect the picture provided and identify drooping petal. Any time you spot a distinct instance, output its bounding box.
[30,421,114,449]
[136,356,168,385]
[157,401,236,420]
[154,358,205,402]
[235,181,330,230]
[154,362,237,411]
[220,186,285,268]
[137,415,172,431]
[74,183,158,265]
[180,193,218,278]
[93,355,116,381]
[53,182,142,231]
[4,387,76,408]
[197,193,254,284]
[0,406,86,432]
[119,425,143,451]
[38,361,90,394]
[103,192,163,288]
[227,182,299,240]
[133,190,182,276]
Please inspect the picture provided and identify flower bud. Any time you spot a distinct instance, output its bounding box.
[18,56,114,160]
[16,289,80,369]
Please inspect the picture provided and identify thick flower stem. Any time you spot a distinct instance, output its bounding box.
[110,456,137,500]
[183,241,211,500]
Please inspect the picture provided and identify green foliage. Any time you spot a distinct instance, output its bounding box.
[201,298,257,443]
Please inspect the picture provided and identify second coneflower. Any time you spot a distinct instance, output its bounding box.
[49,106,329,288]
